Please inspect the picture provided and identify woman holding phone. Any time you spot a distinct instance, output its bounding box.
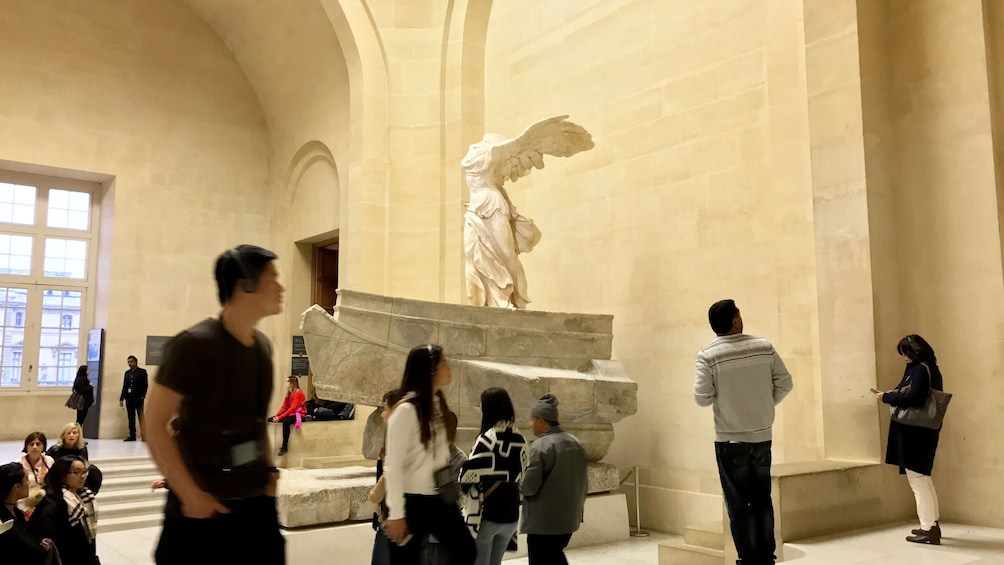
[873,334,944,545]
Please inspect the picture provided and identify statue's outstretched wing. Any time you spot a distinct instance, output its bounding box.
[490,115,594,186]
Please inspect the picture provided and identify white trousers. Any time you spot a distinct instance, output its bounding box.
[906,470,940,530]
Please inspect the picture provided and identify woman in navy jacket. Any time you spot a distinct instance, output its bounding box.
[877,334,943,545]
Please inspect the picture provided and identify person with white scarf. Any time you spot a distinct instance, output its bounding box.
[30,455,99,565]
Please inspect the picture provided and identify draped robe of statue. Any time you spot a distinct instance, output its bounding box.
[462,134,541,309]
[461,116,594,309]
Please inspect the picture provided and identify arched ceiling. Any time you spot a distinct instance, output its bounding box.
[179,0,352,145]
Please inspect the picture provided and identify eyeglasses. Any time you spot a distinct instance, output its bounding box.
[69,470,89,477]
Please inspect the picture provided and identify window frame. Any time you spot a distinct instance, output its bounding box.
[0,170,99,394]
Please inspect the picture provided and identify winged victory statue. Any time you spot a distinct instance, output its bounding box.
[462,115,594,309]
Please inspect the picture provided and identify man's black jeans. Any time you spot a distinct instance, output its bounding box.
[715,440,775,565]
[527,533,573,565]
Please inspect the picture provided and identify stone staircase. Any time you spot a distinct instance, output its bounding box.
[93,455,165,533]
[659,521,725,564]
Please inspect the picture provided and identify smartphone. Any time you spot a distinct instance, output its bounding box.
[869,388,881,395]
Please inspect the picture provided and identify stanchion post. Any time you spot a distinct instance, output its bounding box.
[630,465,650,537]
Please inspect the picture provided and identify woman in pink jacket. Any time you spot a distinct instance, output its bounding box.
[269,376,307,456]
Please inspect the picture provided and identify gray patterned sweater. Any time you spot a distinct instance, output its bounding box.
[694,333,793,442]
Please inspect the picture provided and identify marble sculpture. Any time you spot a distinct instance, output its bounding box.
[463,115,594,309]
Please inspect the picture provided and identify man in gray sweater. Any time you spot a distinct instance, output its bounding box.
[520,393,588,565]
[694,299,793,565]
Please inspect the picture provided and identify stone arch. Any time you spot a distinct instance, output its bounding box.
[287,140,340,243]
[318,0,391,292]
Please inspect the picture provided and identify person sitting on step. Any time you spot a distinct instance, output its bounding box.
[268,375,307,456]
[47,422,103,494]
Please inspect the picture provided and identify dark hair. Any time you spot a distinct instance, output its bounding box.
[75,365,88,380]
[213,244,278,305]
[896,334,937,364]
[708,299,739,335]
[22,431,47,454]
[399,344,455,447]
[127,355,137,362]
[0,462,26,502]
[480,387,516,434]
[44,455,86,495]
[382,388,401,407]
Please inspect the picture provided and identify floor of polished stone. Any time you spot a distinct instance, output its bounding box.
[6,440,1004,564]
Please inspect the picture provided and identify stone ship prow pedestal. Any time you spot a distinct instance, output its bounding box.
[282,290,638,552]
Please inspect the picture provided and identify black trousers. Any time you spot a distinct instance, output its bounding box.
[156,490,285,565]
[527,533,572,565]
[715,441,776,565]
[76,407,89,425]
[388,494,475,565]
[125,397,144,438]
[280,415,296,449]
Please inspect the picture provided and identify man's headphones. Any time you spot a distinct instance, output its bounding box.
[225,247,258,294]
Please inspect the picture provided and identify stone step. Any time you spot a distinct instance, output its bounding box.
[97,512,163,534]
[90,457,159,479]
[301,455,377,469]
[99,486,167,505]
[99,498,165,520]
[659,539,724,565]
[85,455,167,533]
[684,520,724,550]
[97,473,165,492]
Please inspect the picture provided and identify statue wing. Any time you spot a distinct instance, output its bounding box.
[490,115,594,186]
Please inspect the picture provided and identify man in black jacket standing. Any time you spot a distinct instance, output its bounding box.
[120,355,148,441]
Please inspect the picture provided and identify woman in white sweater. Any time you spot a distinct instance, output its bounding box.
[384,344,476,565]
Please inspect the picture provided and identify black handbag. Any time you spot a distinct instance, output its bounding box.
[890,363,952,429]
[65,390,86,410]
[434,465,461,506]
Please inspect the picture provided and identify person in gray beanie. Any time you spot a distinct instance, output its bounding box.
[519,393,588,565]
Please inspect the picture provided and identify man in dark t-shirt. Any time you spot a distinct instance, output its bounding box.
[145,244,286,565]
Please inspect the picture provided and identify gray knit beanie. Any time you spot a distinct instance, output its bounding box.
[530,393,559,422]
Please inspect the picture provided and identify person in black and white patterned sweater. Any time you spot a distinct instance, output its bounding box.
[459,387,529,565]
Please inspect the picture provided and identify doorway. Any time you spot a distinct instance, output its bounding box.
[313,240,339,315]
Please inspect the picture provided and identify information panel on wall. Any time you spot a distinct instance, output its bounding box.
[84,329,104,439]
[145,336,172,366]
[291,335,309,376]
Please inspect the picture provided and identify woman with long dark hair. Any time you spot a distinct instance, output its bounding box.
[875,334,944,545]
[460,387,529,565]
[71,365,94,425]
[383,344,475,565]
[30,455,99,565]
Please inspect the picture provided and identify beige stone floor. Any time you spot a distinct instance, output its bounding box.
[6,440,1004,564]
[91,521,1004,565]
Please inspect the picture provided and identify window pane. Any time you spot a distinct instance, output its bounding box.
[0,183,36,225]
[47,189,90,230]
[38,289,81,387]
[43,238,87,279]
[0,233,33,276]
[0,287,28,387]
